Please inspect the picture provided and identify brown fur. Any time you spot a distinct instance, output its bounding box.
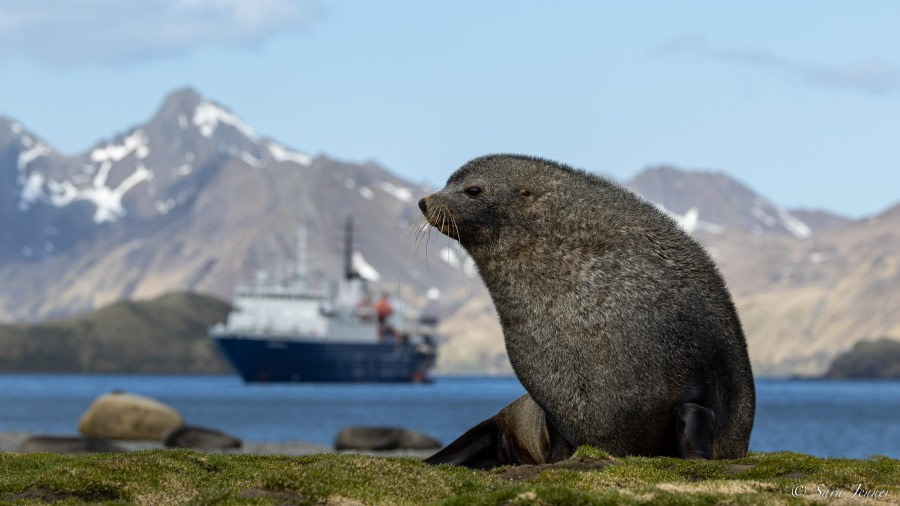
[420,155,755,464]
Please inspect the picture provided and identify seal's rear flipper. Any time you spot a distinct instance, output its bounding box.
[674,402,717,459]
[424,419,500,469]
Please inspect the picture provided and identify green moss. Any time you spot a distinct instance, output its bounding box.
[0,449,896,505]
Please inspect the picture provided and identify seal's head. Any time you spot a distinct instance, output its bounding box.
[418,154,566,251]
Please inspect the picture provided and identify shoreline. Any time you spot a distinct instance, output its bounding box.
[0,431,436,458]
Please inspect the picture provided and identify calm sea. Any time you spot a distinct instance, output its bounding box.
[0,375,896,459]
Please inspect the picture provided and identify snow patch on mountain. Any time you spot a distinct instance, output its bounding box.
[267,142,312,166]
[749,199,811,239]
[82,164,153,223]
[358,187,375,200]
[90,130,149,163]
[17,142,50,171]
[775,206,812,239]
[751,204,777,227]
[45,178,79,207]
[238,151,262,167]
[93,161,113,187]
[439,245,477,277]
[654,204,725,234]
[352,251,381,281]
[155,199,177,214]
[18,162,153,223]
[193,100,258,140]
[377,181,413,203]
[19,172,45,210]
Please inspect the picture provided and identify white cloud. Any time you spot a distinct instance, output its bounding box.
[660,35,900,96]
[0,0,322,66]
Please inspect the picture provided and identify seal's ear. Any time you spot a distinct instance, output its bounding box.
[424,419,501,469]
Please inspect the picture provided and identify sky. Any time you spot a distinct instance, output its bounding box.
[1,1,898,218]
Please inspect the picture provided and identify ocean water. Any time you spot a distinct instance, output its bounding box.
[0,374,896,459]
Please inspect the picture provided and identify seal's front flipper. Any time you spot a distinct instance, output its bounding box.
[425,393,574,469]
[424,418,500,469]
[674,402,717,459]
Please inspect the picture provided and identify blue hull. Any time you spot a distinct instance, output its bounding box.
[212,336,436,383]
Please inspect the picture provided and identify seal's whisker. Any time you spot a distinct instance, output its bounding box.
[411,217,429,252]
[399,216,428,302]
[449,213,470,294]
[403,218,422,240]
[423,208,438,270]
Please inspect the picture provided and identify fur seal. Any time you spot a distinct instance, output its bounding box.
[420,154,755,464]
[425,394,573,469]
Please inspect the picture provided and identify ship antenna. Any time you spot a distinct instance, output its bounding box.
[297,223,309,285]
[344,216,359,280]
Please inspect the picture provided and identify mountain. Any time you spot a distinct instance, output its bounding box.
[0,292,231,373]
[0,88,473,326]
[725,203,900,375]
[628,166,819,238]
[1,88,897,376]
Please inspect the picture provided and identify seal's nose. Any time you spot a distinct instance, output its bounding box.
[418,197,427,213]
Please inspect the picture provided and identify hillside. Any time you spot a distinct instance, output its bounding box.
[0,292,231,373]
[825,338,900,379]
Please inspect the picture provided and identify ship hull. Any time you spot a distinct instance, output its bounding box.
[212,335,436,383]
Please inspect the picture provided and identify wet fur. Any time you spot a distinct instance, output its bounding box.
[421,154,755,464]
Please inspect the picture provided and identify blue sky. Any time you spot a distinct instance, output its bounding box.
[1,1,898,218]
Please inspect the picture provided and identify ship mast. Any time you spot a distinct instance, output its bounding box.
[344,217,359,281]
[296,223,309,286]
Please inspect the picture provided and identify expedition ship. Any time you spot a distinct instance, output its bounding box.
[210,220,438,383]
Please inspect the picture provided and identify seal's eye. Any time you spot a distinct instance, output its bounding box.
[464,186,482,198]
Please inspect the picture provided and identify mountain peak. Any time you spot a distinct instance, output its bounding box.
[0,115,35,144]
[628,165,813,238]
[150,86,205,127]
[148,87,258,144]
[159,86,204,112]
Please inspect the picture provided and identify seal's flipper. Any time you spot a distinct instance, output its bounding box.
[425,394,575,469]
[424,419,501,469]
[674,402,717,459]
[544,410,576,462]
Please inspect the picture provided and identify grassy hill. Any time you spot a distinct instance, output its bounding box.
[0,292,232,374]
[825,338,900,379]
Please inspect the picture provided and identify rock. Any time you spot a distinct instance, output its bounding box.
[334,427,441,451]
[164,426,242,450]
[78,391,184,440]
[16,435,125,454]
